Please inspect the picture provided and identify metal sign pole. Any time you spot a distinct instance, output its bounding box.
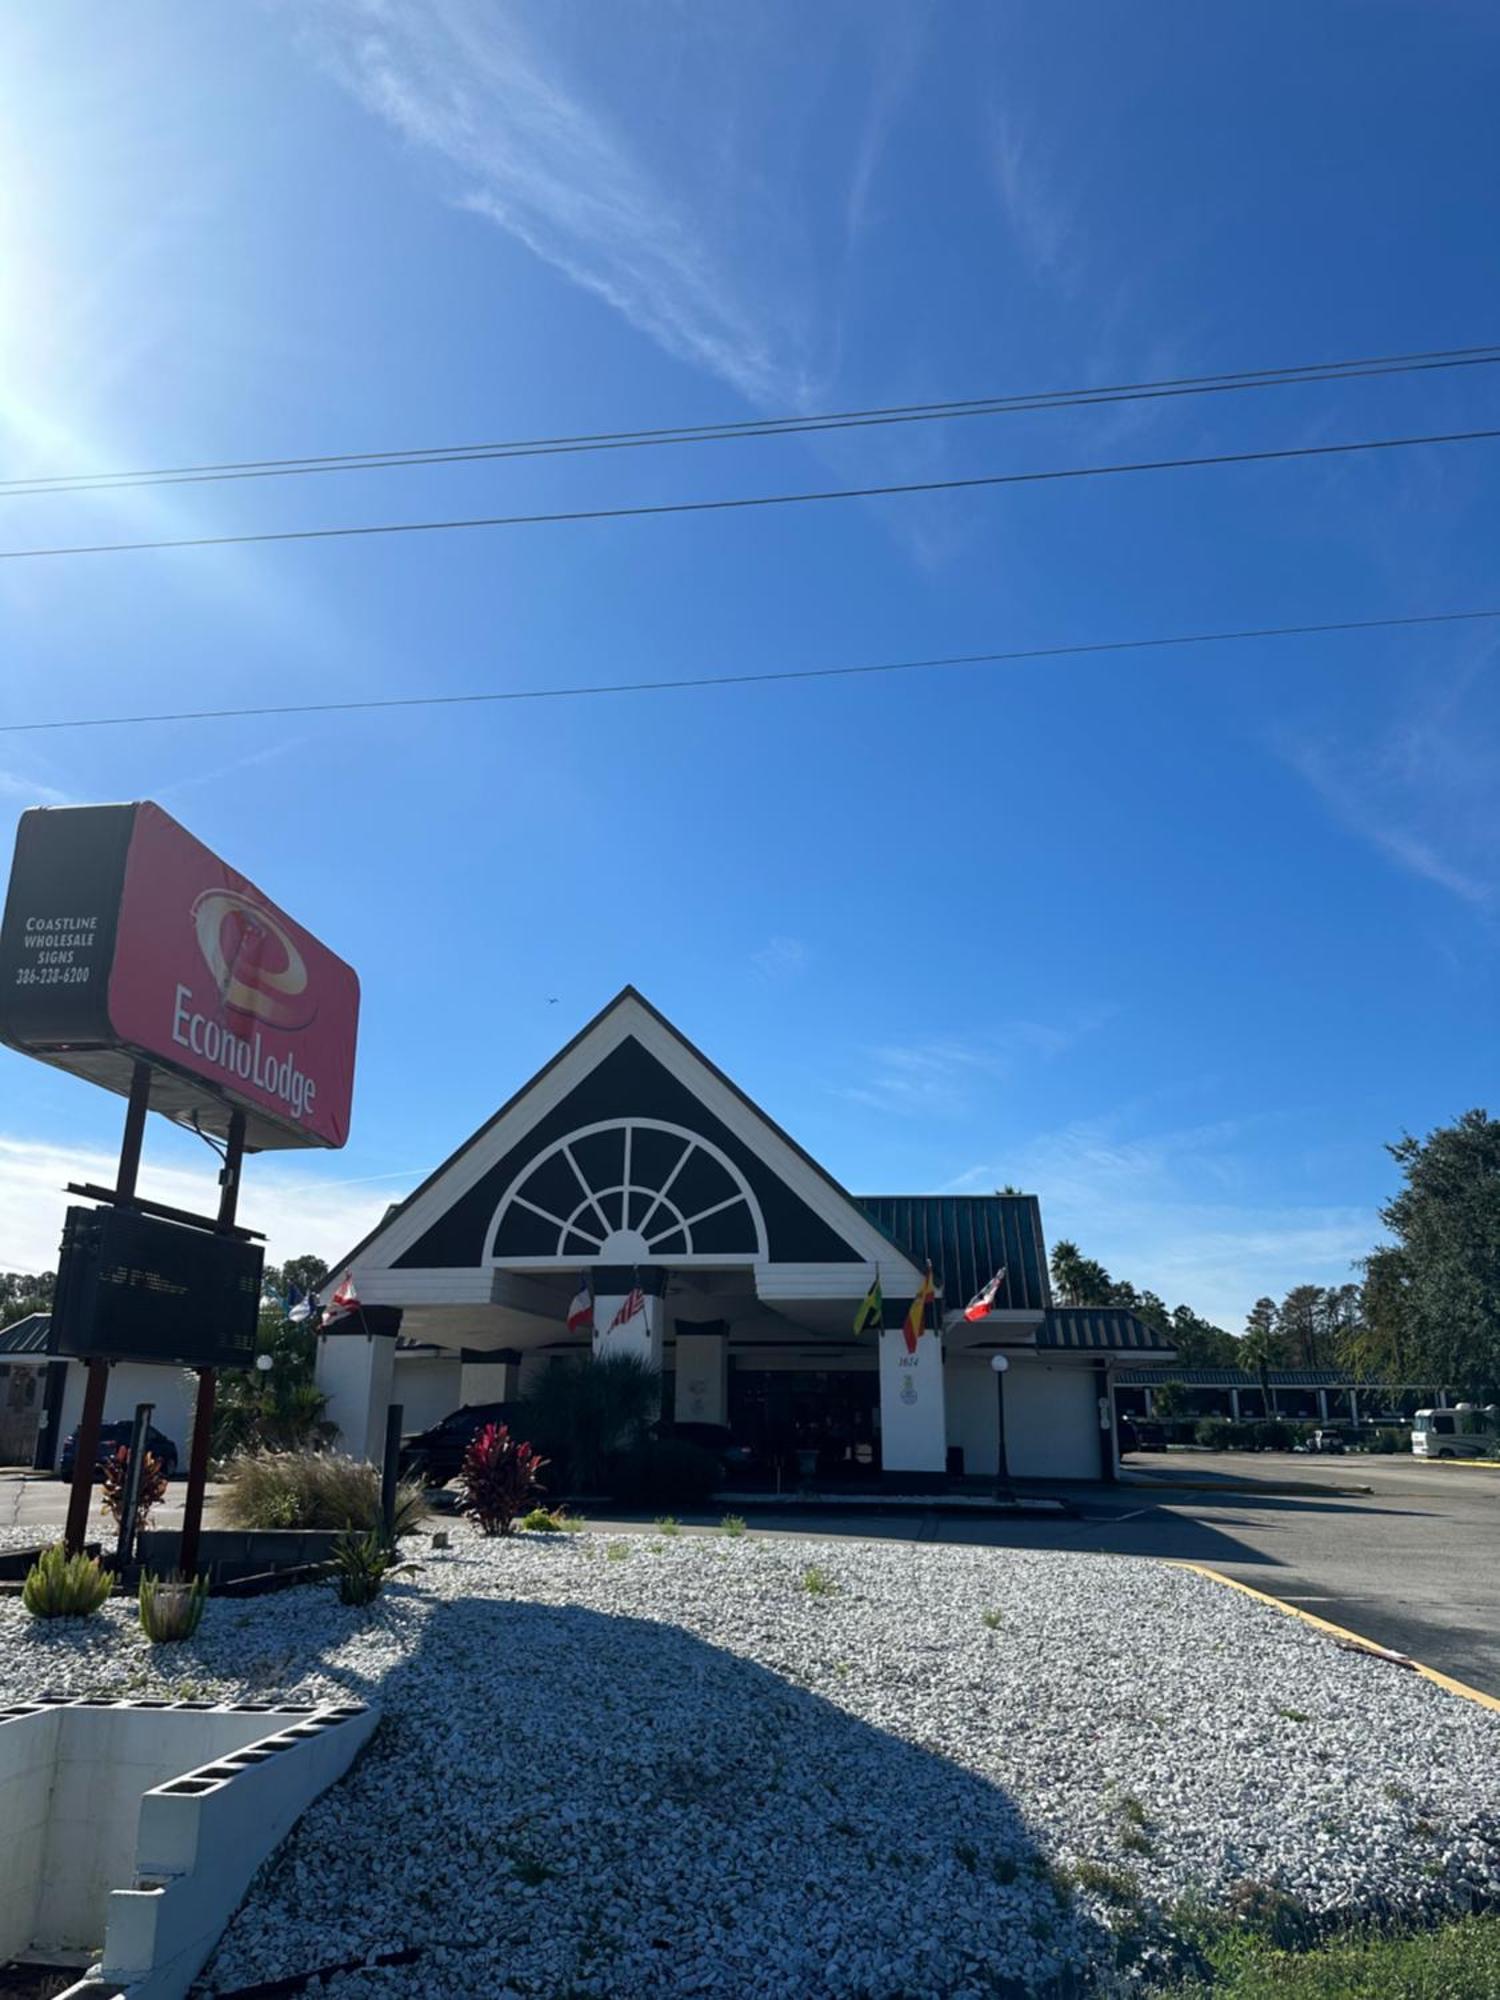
[64,1062,151,1557]
[114,1400,155,1571]
[179,1108,245,1579]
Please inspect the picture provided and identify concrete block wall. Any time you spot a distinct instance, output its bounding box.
[0,1696,376,2000]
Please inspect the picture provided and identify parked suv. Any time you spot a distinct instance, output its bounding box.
[58,1420,180,1481]
[399,1402,517,1486]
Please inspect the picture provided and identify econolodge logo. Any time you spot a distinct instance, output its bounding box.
[191,888,316,1033]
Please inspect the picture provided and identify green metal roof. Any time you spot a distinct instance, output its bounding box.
[1041,1308,1176,1353]
[856,1195,1050,1312]
[0,1313,51,1357]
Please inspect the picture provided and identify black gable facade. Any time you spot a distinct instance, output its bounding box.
[396,1033,863,1270]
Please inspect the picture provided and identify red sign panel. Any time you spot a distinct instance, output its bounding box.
[0,803,359,1150]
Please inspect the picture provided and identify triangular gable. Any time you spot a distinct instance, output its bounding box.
[335,989,922,1288]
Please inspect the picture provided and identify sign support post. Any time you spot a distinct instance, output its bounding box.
[179,1108,245,1579]
[64,1062,152,1557]
[113,1401,155,1571]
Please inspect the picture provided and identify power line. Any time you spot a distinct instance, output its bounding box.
[3,342,1497,499]
[3,424,1495,563]
[4,606,1495,736]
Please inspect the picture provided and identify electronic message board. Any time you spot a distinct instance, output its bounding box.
[50,1205,263,1371]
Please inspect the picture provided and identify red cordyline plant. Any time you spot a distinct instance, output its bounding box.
[456,1424,548,1537]
[101,1446,168,1538]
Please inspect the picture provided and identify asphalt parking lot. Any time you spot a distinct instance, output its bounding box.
[4,1451,1497,1698]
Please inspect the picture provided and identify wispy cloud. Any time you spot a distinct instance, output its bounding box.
[1279,650,1500,908]
[751,935,807,982]
[0,768,71,807]
[0,1133,409,1274]
[841,1012,1110,1117]
[945,1114,1374,1330]
[988,112,1080,287]
[310,0,812,409]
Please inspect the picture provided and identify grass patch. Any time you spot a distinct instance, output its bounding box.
[981,1608,1004,1630]
[605,1540,629,1563]
[801,1564,837,1597]
[1162,1914,1500,1997]
[1276,1707,1311,1724]
[653,1515,681,1536]
[719,1514,747,1537]
[1066,1859,1140,1906]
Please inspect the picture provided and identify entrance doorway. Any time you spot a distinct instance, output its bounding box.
[728,1366,880,1480]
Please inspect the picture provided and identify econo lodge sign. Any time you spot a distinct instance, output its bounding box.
[0,802,358,1150]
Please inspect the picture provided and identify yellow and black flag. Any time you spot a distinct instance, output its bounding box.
[853,1273,883,1336]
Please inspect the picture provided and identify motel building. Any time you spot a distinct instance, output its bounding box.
[316,990,1174,1486]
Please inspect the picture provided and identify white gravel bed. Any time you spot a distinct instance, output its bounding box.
[3,1531,1498,1998]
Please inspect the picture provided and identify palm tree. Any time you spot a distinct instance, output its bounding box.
[516,1351,659,1493]
[1241,1298,1285,1418]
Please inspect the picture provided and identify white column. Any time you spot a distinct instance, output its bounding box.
[460,1359,520,1404]
[314,1332,396,1462]
[674,1328,729,1426]
[878,1328,946,1477]
[1317,1388,1329,1422]
[1229,1388,1241,1421]
[593,1290,666,1371]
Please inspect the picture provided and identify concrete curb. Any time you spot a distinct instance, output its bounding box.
[1173,1560,1500,1714]
[1123,1474,1374,1497]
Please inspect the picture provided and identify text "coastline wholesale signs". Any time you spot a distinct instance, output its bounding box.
[0,802,359,1150]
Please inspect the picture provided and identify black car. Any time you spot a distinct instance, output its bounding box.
[59,1419,180,1481]
[399,1402,518,1486]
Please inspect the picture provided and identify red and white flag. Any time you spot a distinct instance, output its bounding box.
[566,1279,594,1335]
[963,1269,1006,1321]
[323,1275,360,1326]
[608,1285,645,1332]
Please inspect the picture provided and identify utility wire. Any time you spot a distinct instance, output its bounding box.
[2,424,1496,563]
[3,342,1498,498]
[4,607,1495,736]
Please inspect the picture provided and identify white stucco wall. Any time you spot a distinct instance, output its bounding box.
[944,1358,1001,1477]
[49,1363,198,1472]
[877,1329,947,1473]
[1003,1363,1103,1480]
[389,1354,463,1433]
[313,1333,396,1462]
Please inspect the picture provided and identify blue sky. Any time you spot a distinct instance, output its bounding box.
[0,1,1496,1326]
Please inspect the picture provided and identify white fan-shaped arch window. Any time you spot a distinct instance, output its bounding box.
[485,1120,768,1265]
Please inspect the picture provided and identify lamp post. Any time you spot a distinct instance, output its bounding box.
[990,1353,1012,1497]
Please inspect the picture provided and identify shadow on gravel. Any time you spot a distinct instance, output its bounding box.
[202,1582,1120,2000]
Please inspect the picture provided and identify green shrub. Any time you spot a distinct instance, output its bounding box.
[220,1452,424,1534]
[517,1352,658,1491]
[139,1571,207,1643]
[608,1438,720,1508]
[1370,1427,1403,1454]
[1252,1420,1295,1452]
[653,1515,681,1536]
[331,1530,401,1606]
[1195,1418,1236,1451]
[719,1514,747,1537]
[23,1544,112,1619]
[520,1506,562,1532]
[801,1564,837,1597]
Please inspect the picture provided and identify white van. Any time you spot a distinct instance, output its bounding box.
[1411,1405,1498,1459]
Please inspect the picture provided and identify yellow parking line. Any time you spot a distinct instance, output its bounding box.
[1172,1561,1500,1715]
[1421,1457,1500,1472]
